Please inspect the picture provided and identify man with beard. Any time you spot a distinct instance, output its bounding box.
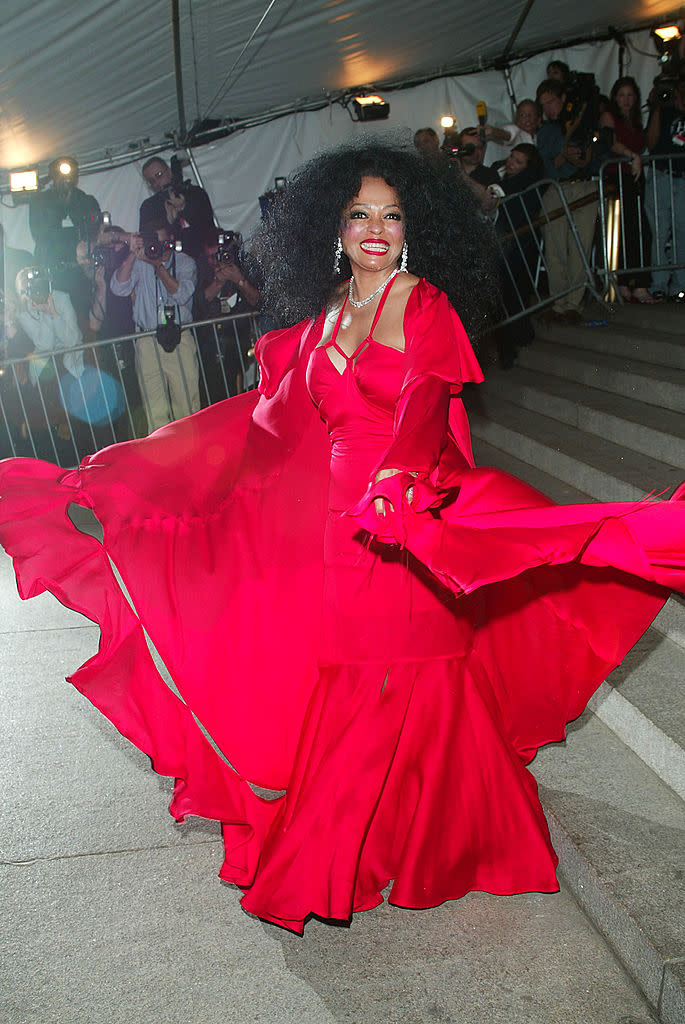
[139,157,215,260]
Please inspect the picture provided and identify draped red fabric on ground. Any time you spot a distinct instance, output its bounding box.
[0,278,682,934]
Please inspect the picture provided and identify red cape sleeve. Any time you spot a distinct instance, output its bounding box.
[350,279,484,525]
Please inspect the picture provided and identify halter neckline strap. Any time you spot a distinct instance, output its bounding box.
[330,272,398,353]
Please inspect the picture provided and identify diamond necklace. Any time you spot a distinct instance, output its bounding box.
[348,268,398,308]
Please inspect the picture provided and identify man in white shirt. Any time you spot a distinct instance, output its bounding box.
[111,223,199,432]
[5,267,84,458]
[483,100,541,159]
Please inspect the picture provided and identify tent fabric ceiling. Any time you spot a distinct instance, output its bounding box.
[1,0,681,171]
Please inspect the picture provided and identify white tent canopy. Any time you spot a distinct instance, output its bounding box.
[2,0,681,169]
[1,2,682,249]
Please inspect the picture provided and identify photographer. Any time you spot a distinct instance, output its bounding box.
[645,73,685,300]
[75,229,139,442]
[453,128,503,216]
[535,77,603,322]
[5,267,84,459]
[76,227,135,339]
[193,228,260,401]
[111,222,199,432]
[139,157,215,259]
[29,157,101,301]
[493,145,545,367]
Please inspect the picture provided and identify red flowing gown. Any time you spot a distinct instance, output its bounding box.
[0,278,683,934]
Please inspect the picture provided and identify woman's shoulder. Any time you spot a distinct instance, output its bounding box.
[406,277,451,316]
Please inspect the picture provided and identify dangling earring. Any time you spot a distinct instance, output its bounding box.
[333,237,343,275]
[399,241,408,273]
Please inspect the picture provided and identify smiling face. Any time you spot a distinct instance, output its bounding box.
[516,101,540,134]
[504,149,529,176]
[340,176,405,276]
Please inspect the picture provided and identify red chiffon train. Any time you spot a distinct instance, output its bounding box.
[0,279,682,934]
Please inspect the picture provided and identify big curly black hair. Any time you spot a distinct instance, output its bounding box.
[246,141,499,337]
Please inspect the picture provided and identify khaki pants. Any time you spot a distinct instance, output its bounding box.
[135,328,200,433]
[541,181,598,313]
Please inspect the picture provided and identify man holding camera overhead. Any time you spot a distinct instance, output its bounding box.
[111,221,199,432]
[139,157,215,260]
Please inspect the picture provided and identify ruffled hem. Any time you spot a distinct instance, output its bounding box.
[228,657,560,934]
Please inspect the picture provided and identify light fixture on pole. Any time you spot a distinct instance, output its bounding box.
[350,94,390,122]
[9,169,39,193]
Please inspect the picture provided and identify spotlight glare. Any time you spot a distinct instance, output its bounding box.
[350,94,390,121]
[440,115,455,129]
[9,169,39,192]
[653,24,681,42]
[354,94,384,106]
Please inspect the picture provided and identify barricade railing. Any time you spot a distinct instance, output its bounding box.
[595,152,685,300]
[0,310,262,468]
[494,177,606,326]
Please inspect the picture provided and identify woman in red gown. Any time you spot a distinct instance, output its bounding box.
[0,144,682,935]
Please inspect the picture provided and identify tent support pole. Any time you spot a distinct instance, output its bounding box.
[171,0,187,141]
[503,66,518,115]
[501,0,537,61]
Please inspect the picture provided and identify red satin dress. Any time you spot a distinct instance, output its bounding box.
[0,277,682,935]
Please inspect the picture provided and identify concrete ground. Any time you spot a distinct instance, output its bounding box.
[0,549,659,1024]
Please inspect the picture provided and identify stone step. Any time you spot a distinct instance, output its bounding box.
[481,365,685,468]
[590,628,685,799]
[472,435,592,502]
[654,594,685,651]
[533,316,685,371]
[609,302,685,337]
[517,340,685,413]
[532,713,685,1024]
[467,393,682,502]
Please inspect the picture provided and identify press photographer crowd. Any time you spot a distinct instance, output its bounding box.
[1,36,684,459]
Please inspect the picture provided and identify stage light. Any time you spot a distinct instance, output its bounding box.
[441,115,455,129]
[48,156,79,185]
[351,94,390,121]
[9,169,39,192]
[53,158,77,179]
[652,24,681,44]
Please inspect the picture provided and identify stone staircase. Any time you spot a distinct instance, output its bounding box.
[464,302,685,1024]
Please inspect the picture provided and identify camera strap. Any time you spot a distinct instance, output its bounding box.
[154,250,181,326]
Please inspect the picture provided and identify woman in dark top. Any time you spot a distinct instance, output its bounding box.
[600,77,654,302]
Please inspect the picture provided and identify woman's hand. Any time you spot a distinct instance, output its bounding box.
[373,467,416,517]
[630,153,643,180]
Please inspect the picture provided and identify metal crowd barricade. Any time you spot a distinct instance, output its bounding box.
[596,152,685,300]
[494,177,606,326]
[0,310,262,468]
